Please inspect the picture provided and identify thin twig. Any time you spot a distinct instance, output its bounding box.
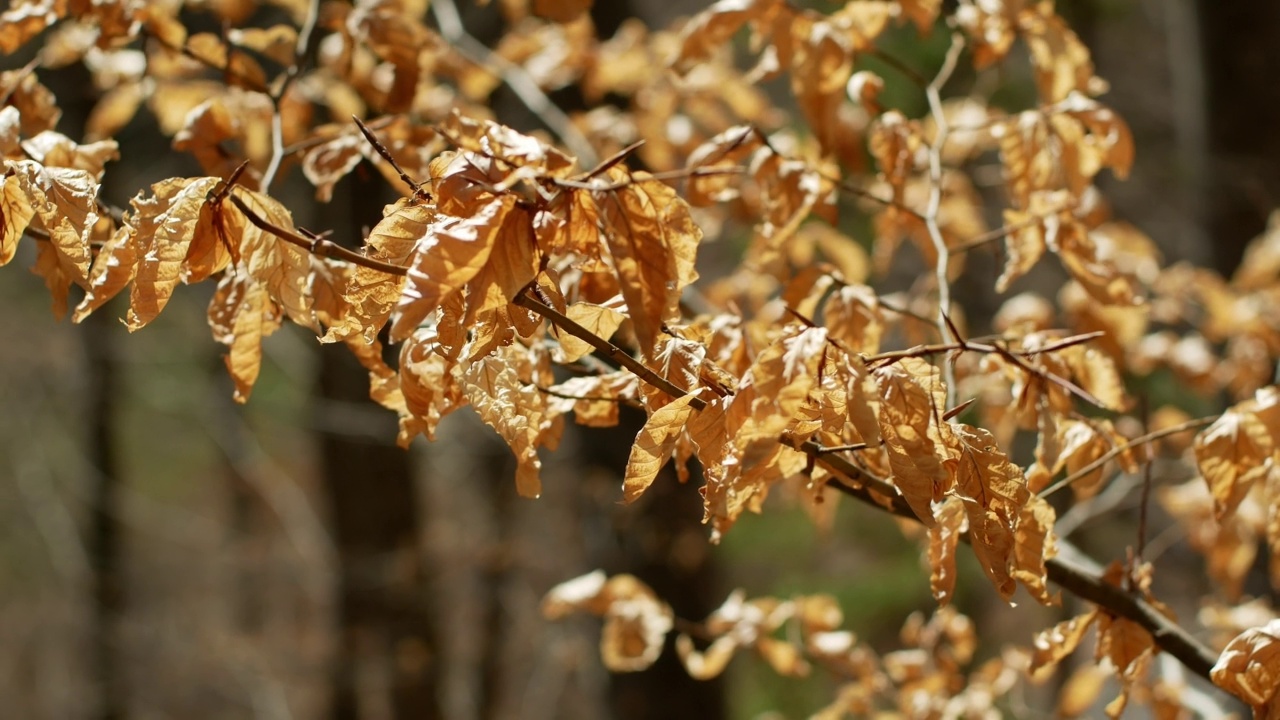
[952,204,1072,253]
[0,57,40,106]
[260,0,321,189]
[143,28,270,94]
[1039,416,1215,499]
[1134,400,1155,576]
[866,47,929,88]
[352,116,432,202]
[923,33,966,409]
[579,140,645,181]
[226,191,409,275]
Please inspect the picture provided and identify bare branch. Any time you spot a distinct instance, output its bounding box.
[923,33,966,409]
[1040,416,1216,499]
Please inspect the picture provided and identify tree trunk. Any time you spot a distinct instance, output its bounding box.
[85,310,125,720]
[1198,1,1280,275]
[321,167,439,720]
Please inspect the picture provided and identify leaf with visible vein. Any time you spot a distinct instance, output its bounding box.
[392,194,515,341]
[623,392,699,503]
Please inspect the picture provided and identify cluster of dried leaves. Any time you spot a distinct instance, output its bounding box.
[5,0,1280,716]
[544,570,1021,718]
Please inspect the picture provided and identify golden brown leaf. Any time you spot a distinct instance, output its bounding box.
[0,171,36,267]
[873,358,957,526]
[823,283,882,354]
[899,0,941,33]
[465,205,538,324]
[684,125,761,207]
[1195,407,1275,523]
[758,636,810,677]
[1096,612,1154,674]
[125,177,222,329]
[952,424,1030,599]
[1058,664,1110,719]
[32,237,74,316]
[20,131,118,179]
[0,69,60,135]
[996,206,1048,292]
[228,24,298,66]
[1057,220,1141,306]
[324,198,427,343]
[462,345,557,498]
[1212,618,1280,713]
[391,194,515,341]
[554,302,626,364]
[671,0,783,75]
[1022,9,1099,103]
[545,371,637,429]
[928,496,966,606]
[623,393,700,503]
[597,170,701,357]
[0,0,65,54]
[541,572,673,673]
[398,329,464,443]
[1012,494,1059,604]
[86,83,146,143]
[542,570,611,619]
[676,634,738,680]
[9,159,97,288]
[788,16,855,156]
[72,225,135,323]
[869,111,923,207]
[225,188,315,329]
[209,270,279,403]
[1029,609,1097,681]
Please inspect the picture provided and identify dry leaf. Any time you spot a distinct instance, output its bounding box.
[1195,407,1275,523]
[873,358,957,526]
[1212,618,1280,715]
[392,194,515,341]
[623,392,699,503]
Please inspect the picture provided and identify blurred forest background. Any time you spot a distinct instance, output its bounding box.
[3,0,1280,718]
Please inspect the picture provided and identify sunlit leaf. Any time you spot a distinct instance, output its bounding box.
[623,392,699,503]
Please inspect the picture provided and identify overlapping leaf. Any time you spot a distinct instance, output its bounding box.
[872,358,957,526]
[596,168,701,357]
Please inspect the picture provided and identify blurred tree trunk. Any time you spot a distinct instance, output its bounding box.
[85,310,125,720]
[1198,1,1280,276]
[584,412,726,720]
[49,59,129,720]
[320,166,439,720]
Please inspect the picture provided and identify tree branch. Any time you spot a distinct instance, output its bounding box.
[802,440,1219,682]
[516,281,1219,683]
[923,33,966,409]
[225,191,409,275]
[511,291,707,412]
